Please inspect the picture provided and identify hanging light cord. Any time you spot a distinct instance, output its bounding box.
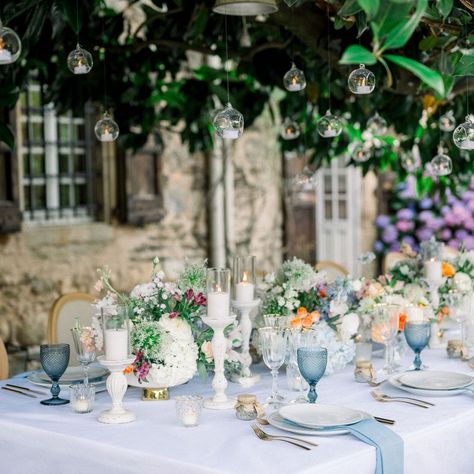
[467,76,470,116]
[76,0,79,44]
[102,18,108,112]
[327,6,331,112]
[224,14,230,105]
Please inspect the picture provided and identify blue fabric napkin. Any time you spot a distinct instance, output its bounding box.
[339,419,404,474]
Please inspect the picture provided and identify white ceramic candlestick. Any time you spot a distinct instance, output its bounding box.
[203,315,236,409]
[231,299,260,387]
[97,356,136,424]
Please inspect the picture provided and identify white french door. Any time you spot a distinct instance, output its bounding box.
[315,157,362,275]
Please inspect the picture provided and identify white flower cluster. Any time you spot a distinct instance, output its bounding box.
[280,257,321,292]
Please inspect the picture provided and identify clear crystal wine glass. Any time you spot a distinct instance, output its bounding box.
[373,304,401,374]
[263,314,290,329]
[404,322,431,370]
[40,344,70,405]
[258,327,287,409]
[445,291,469,349]
[297,347,327,403]
[71,325,96,385]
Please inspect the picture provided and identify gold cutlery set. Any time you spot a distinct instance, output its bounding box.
[370,390,434,409]
[1,384,47,398]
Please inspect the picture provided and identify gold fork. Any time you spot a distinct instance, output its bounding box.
[370,390,431,408]
[250,424,316,450]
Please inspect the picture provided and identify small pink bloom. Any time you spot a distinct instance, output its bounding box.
[94,279,104,292]
[169,311,179,319]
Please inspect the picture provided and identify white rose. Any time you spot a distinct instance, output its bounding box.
[339,313,359,342]
[453,272,472,292]
[330,299,348,317]
[201,341,213,362]
[352,279,363,292]
[403,284,425,304]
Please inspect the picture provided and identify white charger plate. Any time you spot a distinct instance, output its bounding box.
[28,367,108,388]
[279,404,363,429]
[388,374,470,397]
[397,371,473,391]
[268,411,370,437]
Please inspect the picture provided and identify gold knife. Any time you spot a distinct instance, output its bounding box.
[6,383,47,395]
[2,386,37,398]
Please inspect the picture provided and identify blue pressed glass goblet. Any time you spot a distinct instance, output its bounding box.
[404,322,431,371]
[40,344,70,405]
[297,347,327,403]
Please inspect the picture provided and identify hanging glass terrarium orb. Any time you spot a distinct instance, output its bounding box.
[292,166,317,191]
[431,146,452,176]
[67,44,93,74]
[348,64,375,95]
[213,103,244,139]
[283,63,306,92]
[453,115,474,150]
[212,0,278,15]
[94,112,119,142]
[439,110,456,132]
[366,112,387,135]
[352,142,371,163]
[400,149,421,173]
[0,22,22,65]
[280,118,300,140]
[317,110,343,138]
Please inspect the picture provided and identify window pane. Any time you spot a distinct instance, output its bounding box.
[30,122,43,141]
[338,175,346,194]
[339,200,347,219]
[59,123,70,142]
[23,185,31,209]
[73,123,85,141]
[75,184,87,206]
[29,89,41,108]
[325,200,332,219]
[59,153,69,174]
[74,152,86,173]
[31,153,45,176]
[324,174,332,192]
[60,184,70,207]
[21,122,28,140]
[32,185,46,209]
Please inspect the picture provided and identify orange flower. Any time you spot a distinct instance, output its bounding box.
[302,315,313,328]
[398,313,407,332]
[291,317,303,328]
[123,365,134,375]
[297,307,308,316]
[441,306,450,315]
[318,288,327,298]
[310,311,320,323]
[442,262,455,277]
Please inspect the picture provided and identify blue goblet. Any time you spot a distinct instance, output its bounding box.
[404,322,431,371]
[40,344,70,405]
[297,347,327,403]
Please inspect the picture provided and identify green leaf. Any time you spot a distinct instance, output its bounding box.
[436,0,453,18]
[338,0,362,17]
[419,35,438,51]
[0,122,15,150]
[385,54,445,97]
[357,0,379,20]
[382,0,428,51]
[453,54,474,76]
[60,0,82,34]
[339,45,377,65]
[371,1,413,41]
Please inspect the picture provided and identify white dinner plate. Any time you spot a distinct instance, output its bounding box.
[28,367,108,388]
[388,374,471,397]
[268,411,370,437]
[279,404,363,428]
[398,371,473,391]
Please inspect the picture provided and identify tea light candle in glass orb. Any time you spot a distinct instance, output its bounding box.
[280,118,300,140]
[453,115,474,150]
[400,149,421,173]
[0,22,22,65]
[317,110,343,138]
[366,112,387,136]
[67,44,93,74]
[283,63,306,92]
[95,112,119,142]
[213,103,244,139]
[439,110,456,132]
[352,142,371,163]
[348,64,375,95]
[431,146,452,176]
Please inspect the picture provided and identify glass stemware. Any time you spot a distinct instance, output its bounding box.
[297,347,327,403]
[71,324,96,385]
[258,327,287,409]
[404,322,431,370]
[40,344,70,405]
[445,291,469,350]
[263,314,290,329]
[373,304,401,374]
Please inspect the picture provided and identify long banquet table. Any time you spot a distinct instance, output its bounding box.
[0,348,473,474]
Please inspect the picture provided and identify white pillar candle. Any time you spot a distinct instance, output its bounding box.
[0,49,12,63]
[105,328,128,360]
[424,260,442,281]
[235,281,254,303]
[74,64,88,74]
[222,129,239,139]
[181,411,198,426]
[323,128,337,137]
[101,132,114,142]
[407,306,424,323]
[207,291,230,319]
[356,85,372,94]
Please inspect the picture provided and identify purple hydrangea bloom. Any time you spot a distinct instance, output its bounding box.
[396,220,415,232]
[464,236,474,250]
[416,227,433,241]
[426,217,444,231]
[389,243,400,252]
[455,229,469,241]
[375,215,391,228]
[419,210,434,222]
[396,208,415,220]
[440,206,451,216]
[465,218,474,231]
[448,239,460,250]
[382,225,399,244]
[439,228,452,241]
[402,235,415,246]
[419,198,433,209]
[374,240,385,253]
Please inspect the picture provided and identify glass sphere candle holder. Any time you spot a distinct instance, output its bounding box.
[453,115,474,150]
[348,64,375,95]
[233,256,256,303]
[400,149,421,173]
[207,267,231,319]
[439,110,456,132]
[67,44,93,74]
[280,118,300,140]
[352,142,371,163]
[0,22,22,65]
[101,305,130,361]
[366,112,387,135]
[431,146,452,176]
[213,103,244,139]
[317,110,343,138]
[283,63,306,92]
[95,112,120,142]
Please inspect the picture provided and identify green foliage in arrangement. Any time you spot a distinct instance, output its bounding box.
[0,0,472,191]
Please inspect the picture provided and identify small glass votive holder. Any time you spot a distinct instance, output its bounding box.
[354,342,372,362]
[447,339,466,359]
[70,384,95,414]
[354,361,375,383]
[175,395,204,427]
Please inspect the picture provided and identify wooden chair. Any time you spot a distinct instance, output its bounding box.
[47,293,95,366]
[382,252,406,274]
[0,338,8,380]
[315,261,349,282]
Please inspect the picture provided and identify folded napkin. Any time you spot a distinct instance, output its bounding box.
[338,419,403,474]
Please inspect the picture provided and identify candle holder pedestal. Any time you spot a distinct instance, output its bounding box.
[202,315,236,410]
[231,299,260,387]
[97,356,136,424]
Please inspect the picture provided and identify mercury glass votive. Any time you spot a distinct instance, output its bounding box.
[70,384,95,414]
[175,395,204,427]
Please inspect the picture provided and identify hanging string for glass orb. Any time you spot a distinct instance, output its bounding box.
[348,64,375,95]
[431,144,452,176]
[0,19,22,65]
[67,1,93,74]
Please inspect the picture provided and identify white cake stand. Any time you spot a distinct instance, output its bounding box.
[97,356,136,424]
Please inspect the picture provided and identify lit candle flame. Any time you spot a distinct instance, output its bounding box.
[242,272,248,283]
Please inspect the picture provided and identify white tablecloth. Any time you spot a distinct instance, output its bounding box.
[1,349,473,474]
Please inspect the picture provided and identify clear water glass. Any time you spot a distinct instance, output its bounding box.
[175,395,204,427]
[297,347,327,403]
[70,383,95,413]
[373,304,401,374]
[71,326,96,385]
[404,322,431,370]
[40,344,70,405]
[258,327,287,409]
[263,314,290,329]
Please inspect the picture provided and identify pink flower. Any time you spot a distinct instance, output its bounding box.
[201,341,213,362]
[94,279,104,292]
[194,293,207,306]
[173,293,182,302]
[185,289,195,302]
[169,311,180,319]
